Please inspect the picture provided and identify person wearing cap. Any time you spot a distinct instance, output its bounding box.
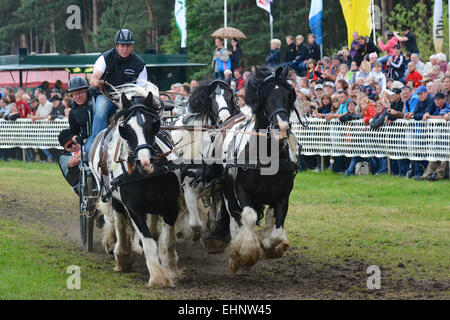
[314,84,324,99]
[386,88,404,121]
[404,85,435,179]
[48,95,65,121]
[394,26,419,56]
[58,129,82,195]
[417,92,450,181]
[406,62,423,88]
[323,82,334,96]
[422,92,449,121]
[66,77,95,148]
[87,29,147,154]
[404,86,435,121]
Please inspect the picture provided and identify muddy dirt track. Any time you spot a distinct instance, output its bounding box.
[0,191,448,300]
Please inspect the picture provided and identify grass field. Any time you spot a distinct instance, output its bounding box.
[0,161,448,299]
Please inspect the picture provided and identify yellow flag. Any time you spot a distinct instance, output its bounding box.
[340,0,373,49]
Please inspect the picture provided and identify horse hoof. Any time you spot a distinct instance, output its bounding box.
[147,276,174,288]
[263,240,289,259]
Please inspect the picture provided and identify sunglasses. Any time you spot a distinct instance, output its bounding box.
[65,141,74,149]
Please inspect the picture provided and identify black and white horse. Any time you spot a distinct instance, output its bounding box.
[90,83,181,287]
[216,66,300,273]
[171,79,240,241]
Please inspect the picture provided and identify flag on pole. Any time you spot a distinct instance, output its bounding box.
[256,0,273,23]
[175,0,187,48]
[433,0,444,53]
[340,0,372,49]
[256,0,273,39]
[309,0,323,46]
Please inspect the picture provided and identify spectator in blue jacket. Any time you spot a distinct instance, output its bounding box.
[266,39,281,68]
[404,86,435,120]
[404,85,434,179]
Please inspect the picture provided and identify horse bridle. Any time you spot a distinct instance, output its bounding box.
[209,80,235,126]
[119,103,161,161]
[257,74,308,129]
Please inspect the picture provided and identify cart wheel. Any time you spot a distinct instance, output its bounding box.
[80,172,95,252]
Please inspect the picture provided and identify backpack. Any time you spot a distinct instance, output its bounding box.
[216,49,231,72]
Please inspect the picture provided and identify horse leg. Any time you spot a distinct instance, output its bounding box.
[129,213,174,287]
[181,177,203,240]
[148,214,160,241]
[158,219,181,278]
[260,198,289,259]
[97,201,116,255]
[111,201,133,272]
[229,196,262,273]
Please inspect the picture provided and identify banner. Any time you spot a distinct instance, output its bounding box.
[309,0,323,46]
[256,0,273,39]
[175,0,187,48]
[340,0,372,49]
[257,0,273,23]
[433,0,444,53]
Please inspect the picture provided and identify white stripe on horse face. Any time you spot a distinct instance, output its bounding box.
[276,114,289,140]
[215,89,231,123]
[128,117,151,162]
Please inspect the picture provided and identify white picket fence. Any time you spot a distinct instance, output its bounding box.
[1,118,449,162]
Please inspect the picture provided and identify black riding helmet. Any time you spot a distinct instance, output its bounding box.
[58,128,73,147]
[114,29,135,44]
[68,77,89,93]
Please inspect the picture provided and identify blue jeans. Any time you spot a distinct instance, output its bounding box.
[413,160,427,178]
[345,156,363,175]
[390,159,399,176]
[397,159,410,176]
[84,94,117,154]
[377,55,390,66]
[376,157,388,174]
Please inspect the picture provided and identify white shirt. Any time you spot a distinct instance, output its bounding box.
[35,101,53,117]
[93,55,148,86]
[415,61,425,75]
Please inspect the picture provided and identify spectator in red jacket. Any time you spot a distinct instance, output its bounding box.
[233,68,245,91]
[15,93,31,118]
[406,62,423,88]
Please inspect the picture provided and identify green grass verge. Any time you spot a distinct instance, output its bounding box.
[287,170,450,280]
[0,161,449,298]
[0,218,181,299]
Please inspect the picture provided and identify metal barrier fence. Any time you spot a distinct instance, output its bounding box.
[1,118,449,162]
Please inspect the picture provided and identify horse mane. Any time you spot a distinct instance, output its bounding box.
[244,66,293,115]
[111,82,162,124]
[107,81,162,122]
[188,80,240,122]
[187,81,215,121]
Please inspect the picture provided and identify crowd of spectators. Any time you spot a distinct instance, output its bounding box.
[2,26,450,181]
[0,80,72,162]
[209,26,450,181]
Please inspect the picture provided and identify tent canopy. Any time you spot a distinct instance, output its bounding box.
[0,53,206,90]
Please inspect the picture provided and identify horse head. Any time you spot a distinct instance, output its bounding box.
[116,91,161,174]
[246,65,295,141]
[188,79,239,126]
